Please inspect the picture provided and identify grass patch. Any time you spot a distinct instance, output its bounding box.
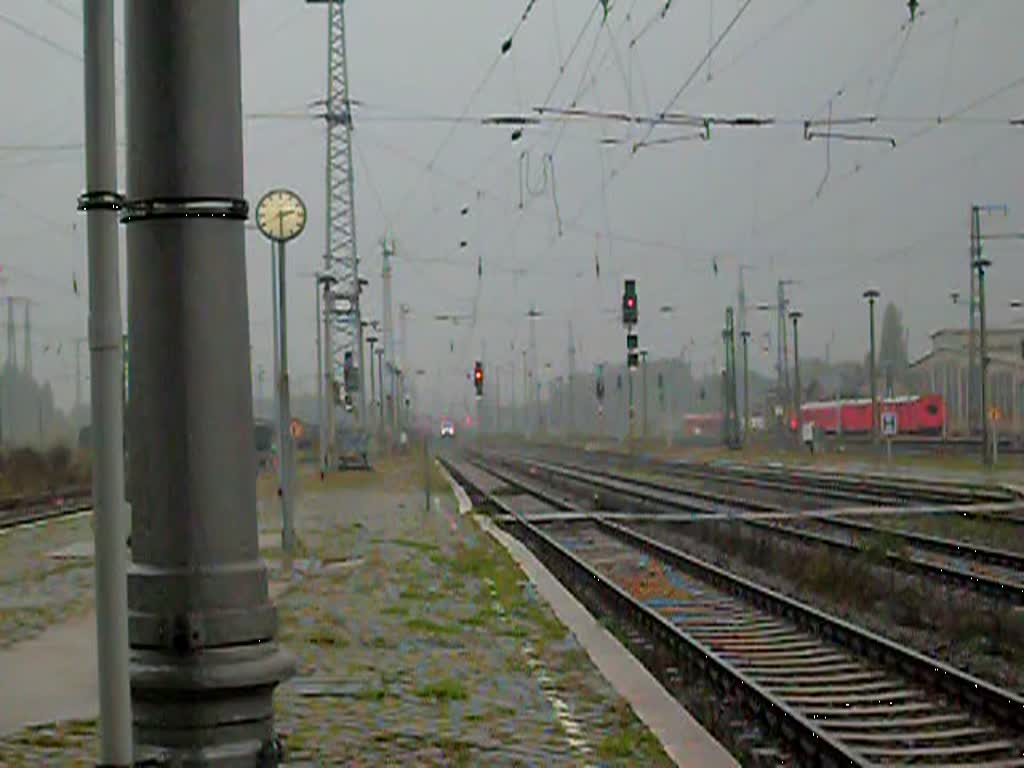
[307,628,349,647]
[436,736,474,767]
[405,615,461,636]
[415,678,468,702]
[594,701,673,765]
[381,537,440,553]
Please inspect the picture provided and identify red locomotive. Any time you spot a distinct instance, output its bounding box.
[682,412,724,436]
[800,394,945,436]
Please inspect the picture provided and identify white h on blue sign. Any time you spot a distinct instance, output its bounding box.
[881,411,898,437]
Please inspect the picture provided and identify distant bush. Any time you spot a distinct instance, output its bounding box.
[0,444,89,495]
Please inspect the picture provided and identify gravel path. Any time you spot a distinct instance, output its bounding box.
[0,459,671,766]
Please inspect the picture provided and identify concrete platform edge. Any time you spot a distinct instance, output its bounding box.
[442,468,737,768]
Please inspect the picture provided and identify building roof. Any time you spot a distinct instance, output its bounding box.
[930,327,1024,339]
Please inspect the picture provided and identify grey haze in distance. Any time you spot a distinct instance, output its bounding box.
[1,0,1021,423]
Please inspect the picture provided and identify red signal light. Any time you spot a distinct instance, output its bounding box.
[627,297,635,308]
[789,417,798,430]
[474,368,483,383]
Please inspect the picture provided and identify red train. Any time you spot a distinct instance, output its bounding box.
[801,395,945,436]
[682,412,724,436]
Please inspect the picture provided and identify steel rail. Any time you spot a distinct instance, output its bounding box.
[444,458,868,766]
[0,489,93,530]
[498,454,1024,605]
[449,455,1024,763]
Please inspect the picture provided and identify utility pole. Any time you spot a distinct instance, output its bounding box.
[75,337,87,413]
[376,346,385,430]
[791,310,804,442]
[367,334,378,431]
[528,304,540,430]
[968,205,979,433]
[567,321,576,436]
[309,0,366,425]
[740,330,751,443]
[776,280,787,401]
[399,303,410,393]
[640,349,649,439]
[23,301,32,377]
[80,2,131,762]
[314,274,323,473]
[969,203,1011,443]
[495,364,502,433]
[381,238,395,434]
[976,257,992,465]
[321,274,336,469]
[737,264,755,422]
[723,307,739,448]
[863,289,880,444]
[521,348,529,436]
[6,298,16,370]
[123,3,292,762]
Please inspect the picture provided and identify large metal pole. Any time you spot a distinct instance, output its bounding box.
[276,241,295,553]
[791,312,803,440]
[124,3,292,761]
[977,258,992,466]
[80,2,131,762]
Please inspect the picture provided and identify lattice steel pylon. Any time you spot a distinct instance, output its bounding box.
[315,0,366,427]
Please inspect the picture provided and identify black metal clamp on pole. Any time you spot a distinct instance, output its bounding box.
[122,3,293,764]
[77,190,125,212]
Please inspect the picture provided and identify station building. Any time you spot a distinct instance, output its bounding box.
[910,328,1024,435]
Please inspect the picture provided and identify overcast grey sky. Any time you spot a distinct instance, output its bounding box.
[2,0,1023,415]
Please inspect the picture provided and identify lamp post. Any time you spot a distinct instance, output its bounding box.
[639,349,649,439]
[367,334,378,433]
[375,346,385,435]
[863,289,880,444]
[317,274,336,473]
[740,330,751,443]
[790,310,804,442]
[975,257,993,466]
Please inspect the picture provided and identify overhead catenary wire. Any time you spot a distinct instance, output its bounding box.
[0,10,82,62]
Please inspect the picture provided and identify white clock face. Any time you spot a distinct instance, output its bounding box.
[255,189,307,243]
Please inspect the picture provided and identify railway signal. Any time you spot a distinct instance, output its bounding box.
[343,350,359,392]
[473,361,484,397]
[622,279,638,326]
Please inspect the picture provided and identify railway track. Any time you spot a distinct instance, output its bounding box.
[492,453,1024,604]
[530,443,1018,508]
[447,455,1024,766]
[0,488,92,531]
